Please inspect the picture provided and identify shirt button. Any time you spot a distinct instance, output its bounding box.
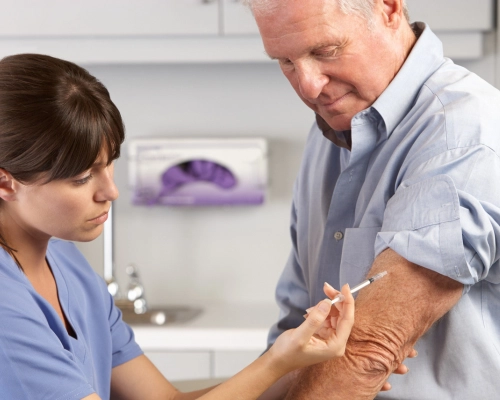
[334,231,344,241]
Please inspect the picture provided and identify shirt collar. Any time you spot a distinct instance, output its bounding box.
[317,22,446,146]
[371,22,445,137]
[316,113,351,149]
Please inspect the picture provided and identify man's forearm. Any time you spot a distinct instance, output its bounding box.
[285,248,463,399]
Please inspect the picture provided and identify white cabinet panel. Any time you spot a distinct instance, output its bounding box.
[221,0,495,34]
[213,350,262,378]
[406,0,494,31]
[145,351,211,381]
[0,0,491,63]
[223,0,259,35]
[0,0,219,36]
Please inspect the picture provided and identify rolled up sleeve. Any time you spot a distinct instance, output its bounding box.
[375,145,500,288]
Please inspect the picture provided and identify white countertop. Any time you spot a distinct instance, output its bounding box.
[131,303,279,352]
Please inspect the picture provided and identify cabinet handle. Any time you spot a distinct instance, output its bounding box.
[201,0,217,4]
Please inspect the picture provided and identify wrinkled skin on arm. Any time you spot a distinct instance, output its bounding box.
[284,248,464,399]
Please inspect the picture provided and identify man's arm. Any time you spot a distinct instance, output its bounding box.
[284,248,463,399]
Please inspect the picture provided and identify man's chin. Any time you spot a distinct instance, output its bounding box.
[320,114,352,131]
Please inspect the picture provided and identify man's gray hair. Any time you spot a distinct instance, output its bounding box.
[243,0,410,22]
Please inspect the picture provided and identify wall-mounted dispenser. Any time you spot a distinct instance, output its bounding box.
[128,138,268,206]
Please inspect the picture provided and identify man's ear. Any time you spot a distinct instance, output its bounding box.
[0,169,18,201]
[379,0,405,29]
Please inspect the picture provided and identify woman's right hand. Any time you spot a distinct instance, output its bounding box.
[266,284,354,376]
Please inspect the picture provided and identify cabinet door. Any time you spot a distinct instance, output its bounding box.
[213,350,263,378]
[406,0,494,31]
[222,0,260,35]
[145,351,211,381]
[0,0,219,36]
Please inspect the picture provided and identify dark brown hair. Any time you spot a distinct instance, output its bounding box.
[0,53,125,259]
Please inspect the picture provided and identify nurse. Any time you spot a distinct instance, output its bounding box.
[0,53,354,400]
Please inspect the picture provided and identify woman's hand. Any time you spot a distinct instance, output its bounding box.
[267,284,354,375]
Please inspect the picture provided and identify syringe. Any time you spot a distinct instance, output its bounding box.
[330,271,388,304]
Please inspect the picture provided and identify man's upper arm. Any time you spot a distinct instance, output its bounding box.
[376,146,500,287]
[285,249,463,399]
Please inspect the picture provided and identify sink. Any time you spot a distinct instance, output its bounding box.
[118,303,203,326]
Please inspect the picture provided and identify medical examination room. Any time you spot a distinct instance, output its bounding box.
[0,0,498,399]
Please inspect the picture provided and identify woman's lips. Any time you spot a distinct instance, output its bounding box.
[88,211,108,224]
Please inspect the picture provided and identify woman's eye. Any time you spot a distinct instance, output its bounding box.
[74,174,93,185]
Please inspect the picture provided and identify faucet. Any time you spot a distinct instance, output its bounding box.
[125,264,148,314]
[103,204,148,314]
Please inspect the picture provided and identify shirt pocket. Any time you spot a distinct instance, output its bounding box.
[339,227,381,291]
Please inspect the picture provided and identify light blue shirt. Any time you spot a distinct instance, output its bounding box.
[0,239,143,399]
[269,23,500,399]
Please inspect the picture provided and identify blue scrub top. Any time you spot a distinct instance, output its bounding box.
[0,239,143,399]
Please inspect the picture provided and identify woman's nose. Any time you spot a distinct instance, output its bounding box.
[95,165,119,202]
[103,180,119,202]
[296,61,329,101]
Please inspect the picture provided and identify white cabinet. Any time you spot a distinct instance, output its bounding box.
[220,0,496,35]
[406,0,494,31]
[144,349,263,381]
[0,0,219,36]
[222,0,259,35]
[406,0,494,61]
[145,351,211,381]
[220,0,496,61]
[131,304,274,382]
[213,350,262,378]
[0,0,492,64]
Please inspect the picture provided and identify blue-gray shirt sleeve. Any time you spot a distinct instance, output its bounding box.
[267,193,310,346]
[375,145,500,288]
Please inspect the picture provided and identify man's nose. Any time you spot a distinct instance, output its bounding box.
[296,61,329,101]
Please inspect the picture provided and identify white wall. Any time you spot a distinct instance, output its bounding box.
[76,62,313,307]
[75,31,498,308]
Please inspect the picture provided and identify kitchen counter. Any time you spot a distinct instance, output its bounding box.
[131,303,279,352]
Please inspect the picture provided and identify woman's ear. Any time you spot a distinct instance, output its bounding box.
[0,169,18,201]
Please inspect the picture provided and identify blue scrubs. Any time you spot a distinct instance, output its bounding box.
[0,239,143,399]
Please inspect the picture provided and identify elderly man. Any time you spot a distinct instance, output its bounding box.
[245,0,500,398]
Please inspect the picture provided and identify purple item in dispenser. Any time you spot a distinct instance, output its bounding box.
[159,160,237,197]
